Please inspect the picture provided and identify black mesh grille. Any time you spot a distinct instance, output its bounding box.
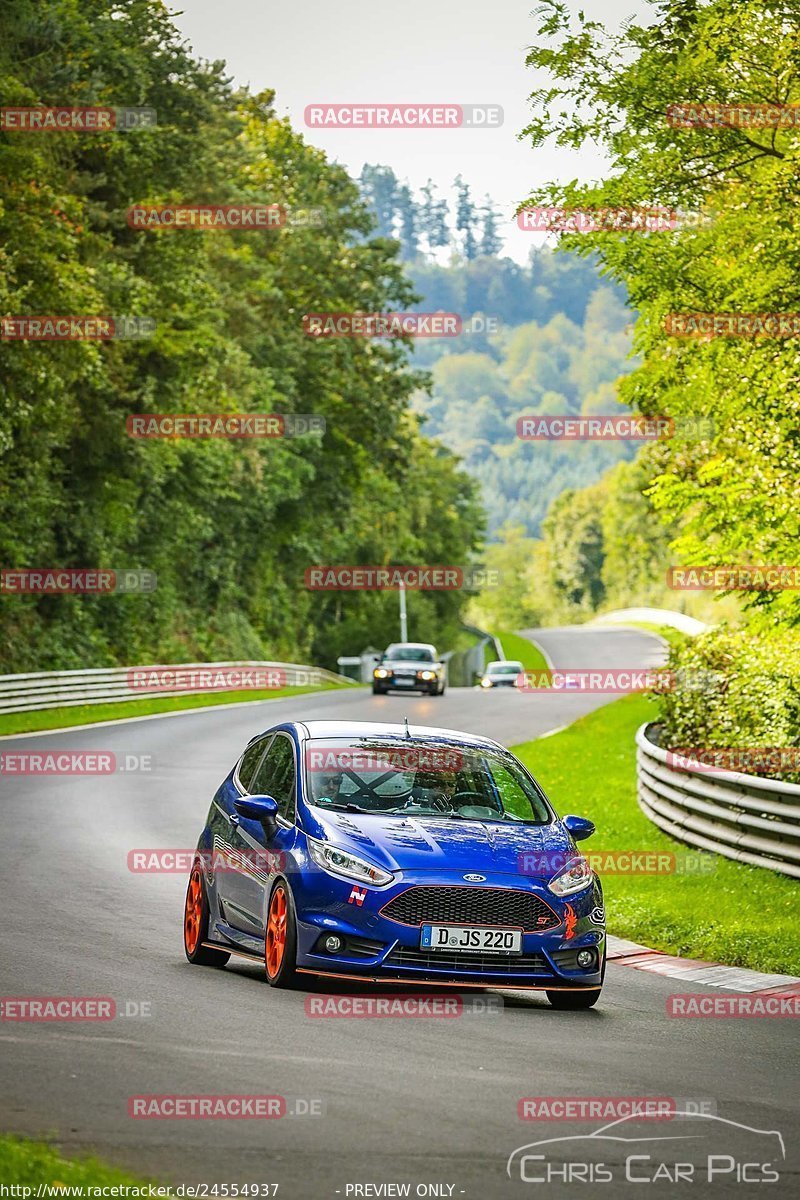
[386,946,552,975]
[381,886,559,931]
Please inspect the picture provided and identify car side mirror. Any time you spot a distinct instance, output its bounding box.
[234,794,280,837]
[563,814,595,841]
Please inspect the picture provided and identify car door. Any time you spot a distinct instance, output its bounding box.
[221,732,299,938]
[212,734,272,934]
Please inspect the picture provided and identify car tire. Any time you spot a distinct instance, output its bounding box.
[546,987,602,1009]
[183,861,231,967]
[546,945,605,1008]
[372,685,385,695]
[265,879,299,988]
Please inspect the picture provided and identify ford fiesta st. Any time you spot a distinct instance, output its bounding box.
[183,720,605,1007]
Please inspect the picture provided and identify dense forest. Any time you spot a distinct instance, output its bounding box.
[0,0,484,673]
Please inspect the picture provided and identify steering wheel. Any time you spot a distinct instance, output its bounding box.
[452,790,488,806]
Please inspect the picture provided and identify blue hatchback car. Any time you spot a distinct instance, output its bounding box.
[183,720,606,1007]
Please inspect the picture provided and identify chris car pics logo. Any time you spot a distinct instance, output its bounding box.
[507,1112,784,1185]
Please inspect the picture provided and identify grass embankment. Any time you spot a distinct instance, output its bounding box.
[0,1134,159,1190]
[0,682,352,738]
[511,693,799,975]
[492,629,550,673]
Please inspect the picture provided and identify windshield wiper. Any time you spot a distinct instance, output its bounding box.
[315,802,372,813]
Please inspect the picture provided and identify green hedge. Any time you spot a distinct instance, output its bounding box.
[658,625,800,782]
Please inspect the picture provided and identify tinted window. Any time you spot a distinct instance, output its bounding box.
[237,736,271,791]
[250,734,296,822]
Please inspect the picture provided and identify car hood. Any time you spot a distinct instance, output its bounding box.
[304,809,576,880]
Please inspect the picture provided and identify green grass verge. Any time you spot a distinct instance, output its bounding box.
[0,682,353,737]
[0,1134,159,1189]
[511,693,800,974]
[493,630,550,673]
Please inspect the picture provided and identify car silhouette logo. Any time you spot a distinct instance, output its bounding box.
[463,873,486,882]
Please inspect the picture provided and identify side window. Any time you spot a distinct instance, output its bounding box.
[237,736,271,792]
[250,734,296,823]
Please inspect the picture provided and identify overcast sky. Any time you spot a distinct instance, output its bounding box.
[168,0,653,262]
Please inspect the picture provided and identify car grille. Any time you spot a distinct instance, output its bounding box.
[385,946,552,974]
[381,885,560,932]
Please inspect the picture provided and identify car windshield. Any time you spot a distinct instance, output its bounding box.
[489,663,523,675]
[384,646,435,662]
[304,738,551,824]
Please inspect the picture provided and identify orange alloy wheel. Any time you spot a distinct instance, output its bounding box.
[184,867,203,955]
[266,885,287,977]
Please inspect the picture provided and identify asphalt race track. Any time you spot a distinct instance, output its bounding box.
[1,626,797,1197]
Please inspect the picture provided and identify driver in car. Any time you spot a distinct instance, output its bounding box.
[411,770,459,810]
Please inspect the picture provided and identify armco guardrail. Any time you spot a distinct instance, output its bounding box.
[445,624,504,688]
[636,722,800,880]
[0,661,355,714]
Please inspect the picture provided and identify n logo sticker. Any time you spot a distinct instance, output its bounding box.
[349,886,367,906]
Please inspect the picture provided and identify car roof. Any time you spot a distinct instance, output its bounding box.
[385,642,436,651]
[487,660,524,669]
[292,719,502,750]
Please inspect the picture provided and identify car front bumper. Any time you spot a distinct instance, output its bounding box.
[293,871,605,989]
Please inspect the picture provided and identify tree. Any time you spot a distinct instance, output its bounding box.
[419,179,451,253]
[519,0,800,625]
[479,194,503,256]
[454,175,479,260]
[357,163,399,240]
[395,183,420,259]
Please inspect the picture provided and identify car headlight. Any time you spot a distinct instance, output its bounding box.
[418,670,436,680]
[374,668,389,679]
[548,855,593,896]
[480,677,493,688]
[307,837,394,886]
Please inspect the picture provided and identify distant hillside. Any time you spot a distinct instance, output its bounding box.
[407,251,636,538]
[356,168,637,539]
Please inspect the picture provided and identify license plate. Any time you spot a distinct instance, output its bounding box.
[420,924,523,954]
[393,677,415,686]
